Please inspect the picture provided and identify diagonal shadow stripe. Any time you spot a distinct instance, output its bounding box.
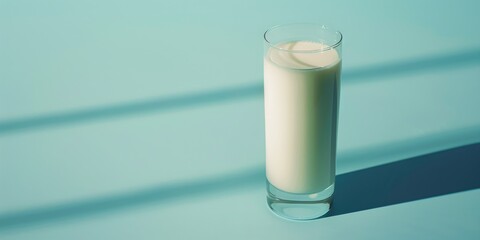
[0,84,263,135]
[1,48,480,135]
[0,167,265,231]
[0,143,479,231]
[343,48,480,83]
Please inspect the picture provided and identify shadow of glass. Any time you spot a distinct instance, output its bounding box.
[1,143,479,231]
[1,48,479,135]
[325,142,480,218]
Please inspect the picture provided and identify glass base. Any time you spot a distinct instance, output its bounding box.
[266,181,334,221]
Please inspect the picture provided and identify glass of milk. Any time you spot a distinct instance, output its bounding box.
[264,23,342,220]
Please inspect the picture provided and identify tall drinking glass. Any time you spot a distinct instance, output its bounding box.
[264,23,342,220]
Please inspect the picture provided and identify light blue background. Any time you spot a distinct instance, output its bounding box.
[1,0,479,239]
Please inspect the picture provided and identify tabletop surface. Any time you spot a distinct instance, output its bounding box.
[1,0,480,239]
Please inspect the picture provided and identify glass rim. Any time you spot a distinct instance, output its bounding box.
[264,23,343,53]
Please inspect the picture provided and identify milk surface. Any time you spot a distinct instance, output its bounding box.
[264,41,341,194]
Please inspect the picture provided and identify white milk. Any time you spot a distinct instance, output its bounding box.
[264,41,341,194]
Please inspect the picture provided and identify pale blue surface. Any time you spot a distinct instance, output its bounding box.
[1,0,480,239]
